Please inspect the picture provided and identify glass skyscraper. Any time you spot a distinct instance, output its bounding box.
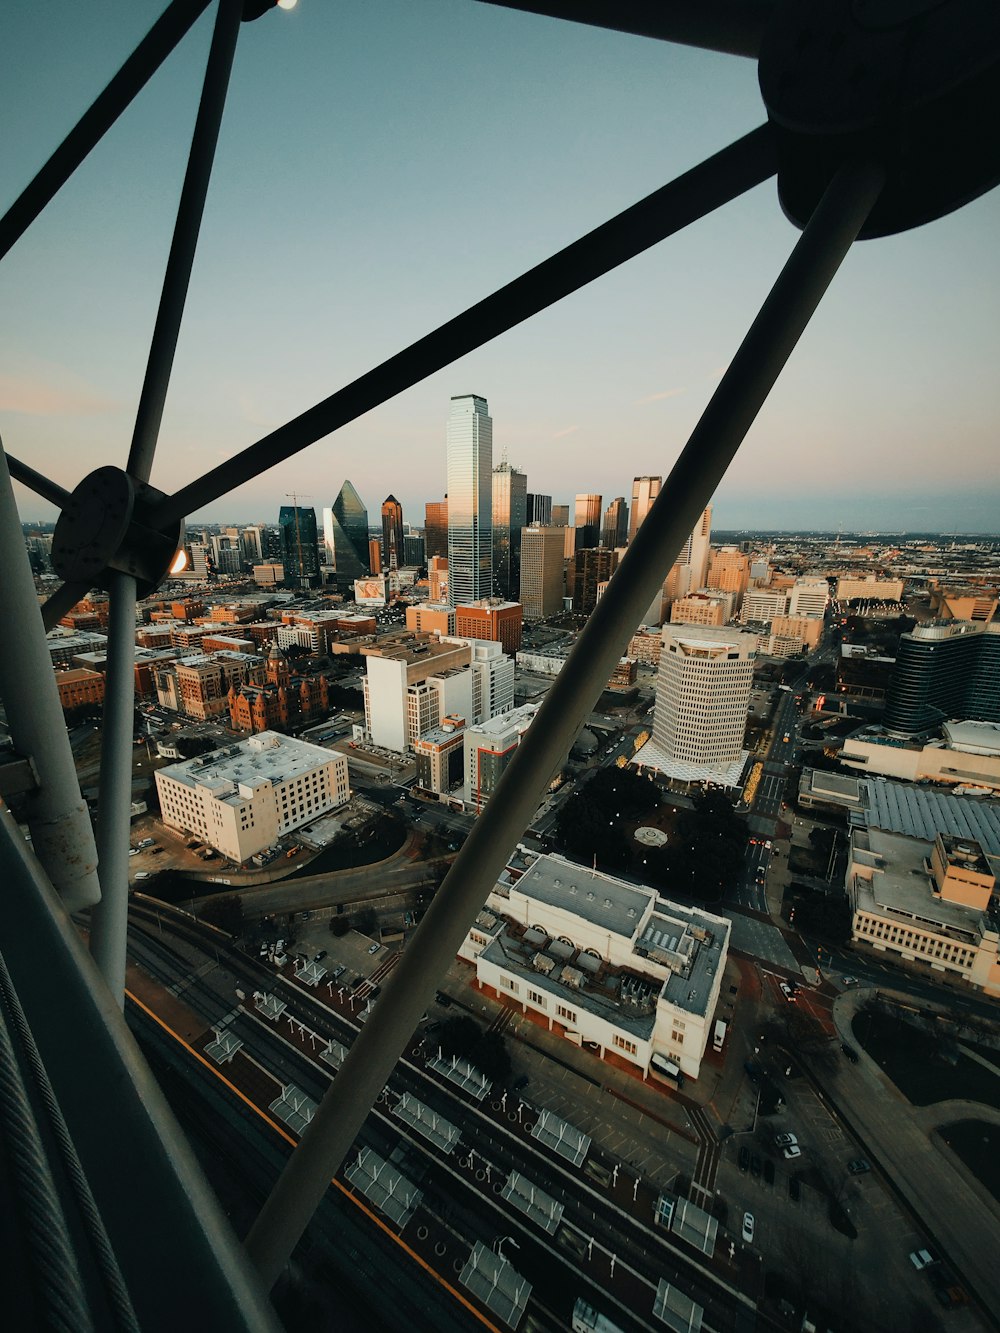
[492,461,527,600]
[278,505,320,588]
[323,480,370,582]
[884,622,1000,735]
[629,475,661,542]
[381,494,405,571]
[446,395,493,607]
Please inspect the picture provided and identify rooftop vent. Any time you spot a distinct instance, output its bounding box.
[604,898,612,908]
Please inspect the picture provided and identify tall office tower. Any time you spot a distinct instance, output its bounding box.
[788,577,830,618]
[381,495,405,571]
[520,526,565,619]
[240,526,264,566]
[629,475,661,542]
[601,497,629,549]
[884,622,1000,735]
[646,624,757,782]
[368,538,382,574]
[278,505,320,589]
[526,492,552,526]
[551,504,569,527]
[574,494,602,549]
[446,394,493,607]
[664,504,713,602]
[322,481,369,582]
[262,526,283,561]
[492,461,528,599]
[707,545,751,610]
[403,534,426,567]
[425,498,448,559]
[568,547,616,614]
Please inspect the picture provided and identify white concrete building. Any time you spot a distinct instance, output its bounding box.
[155,731,350,862]
[362,638,472,752]
[740,588,789,623]
[788,577,829,618]
[635,625,756,786]
[444,637,515,722]
[835,574,905,602]
[460,853,730,1081]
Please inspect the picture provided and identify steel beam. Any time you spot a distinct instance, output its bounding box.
[40,579,93,633]
[0,806,281,1332]
[475,0,774,58]
[0,438,101,911]
[4,453,72,509]
[89,572,138,1006]
[127,0,243,483]
[0,0,213,264]
[244,157,884,1286]
[151,125,777,527]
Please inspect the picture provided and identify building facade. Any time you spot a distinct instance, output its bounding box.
[492,461,527,600]
[424,499,448,560]
[573,494,602,549]
[381,495,405,572]
[568,547,615,614]
[155,731,349,862]
[323,481,370,581]
[463,703,539,812]
[519,526,565,620]
[279,505,320,589]
[526,492,552,526]
[454,599,523,655]
[884,621,1000,735]
[601,497,629,550]
[628,476,661,543]
[447,395,493,607]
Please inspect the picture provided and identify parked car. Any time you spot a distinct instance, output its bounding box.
[738,1146,750,1172]
[741,1212,755,1244]
[128,848,140,857]
[775,1132,798,1148]
[788,1175,800,1202]
[368,942,380,955]
[848,1158,871,1175]
[749,1154,762,1178]
[841,1043,860,1064]
[435,991,452,1007]
[134,871,150,881]
[779,982,796,1002]
[314,950,327,962]
[909,1249,937,1271]
[330,964,346,981]
[782,1144,802,1161]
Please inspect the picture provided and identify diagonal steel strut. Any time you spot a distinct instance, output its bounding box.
[244,157,885,1286]
[150,124,777,529]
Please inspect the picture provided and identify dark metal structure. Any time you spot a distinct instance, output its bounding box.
[1,0,997,1325]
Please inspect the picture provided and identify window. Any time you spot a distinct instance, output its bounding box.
[556,1004,576,1023]
[613,1035,637,1056]
[527,989,546,1008]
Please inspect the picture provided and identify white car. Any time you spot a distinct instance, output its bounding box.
[779,982,796,1002]
[909,1249,937,1271]
[774,1132,798,1148]
[782,1144,802,1161]
[741,1212,755,1244]
[128,848,140,857]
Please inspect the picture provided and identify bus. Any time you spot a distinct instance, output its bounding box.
[572,1298,625,1333]
[713,1019,728,1053]
[649,1053,684,1087]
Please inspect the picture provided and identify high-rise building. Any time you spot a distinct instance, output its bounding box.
[638,624,756,784]
[454,598,523,655]
[492,461,527,599]
[322,481,369,582]
[368,538,382,574]
[788,577,830,618]
[381,495,405,572]
[568,547,616,615]
[425,499,448,560]
[601,497,629,549]
[551,504,569,527]
[526,493,552,526]
[240,526,264,566]
[884,622,1000,735]
[629,476,661,542]
[446,395,493,607]
[519,526,565,620]
[463,703,539,813]
[403,534,426,567]
[574,494,602,549]
[663,505,712,603]
[707,546,751,610]
[278,505,320,589]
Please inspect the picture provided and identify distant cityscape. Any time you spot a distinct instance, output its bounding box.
[11,389,1000,1331]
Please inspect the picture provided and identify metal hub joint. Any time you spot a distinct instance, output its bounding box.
[759,0,1000,236]
[52,466,184,596]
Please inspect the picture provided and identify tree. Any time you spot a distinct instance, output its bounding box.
[353,907,377,936]
[200,895,245,936]
[437,1015,511,1082]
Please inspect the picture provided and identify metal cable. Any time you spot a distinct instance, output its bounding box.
[0,950,95,1333]
[0,951,140,1333]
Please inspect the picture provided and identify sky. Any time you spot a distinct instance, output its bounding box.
[1,0,998,534]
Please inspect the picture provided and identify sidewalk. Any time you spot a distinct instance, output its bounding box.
[824,989,1000,1323]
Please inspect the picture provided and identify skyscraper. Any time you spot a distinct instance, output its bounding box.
[884,622,1000,735]
[492,461,527,599]
[425,498,448,560]
[526,493,552,526]
[629,476,661,542]
[322,480,369,582]
[446,394,492,607]
[520,526,565,619]
[574,494,602,549]
[381,495,405,572]
[664,505,713,603]
[642,624,756,782]
[278,505,320,589]
[568,546,616,614]
[601,496,629,549]
[551,504,570,527]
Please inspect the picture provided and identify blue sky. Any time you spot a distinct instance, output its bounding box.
[1,0,998,532]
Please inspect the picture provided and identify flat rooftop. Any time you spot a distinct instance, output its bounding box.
[852,827,987,938]
[157,731,342,800]
[515,854,654,939]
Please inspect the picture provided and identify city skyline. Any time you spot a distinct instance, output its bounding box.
[1,2,998,536]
